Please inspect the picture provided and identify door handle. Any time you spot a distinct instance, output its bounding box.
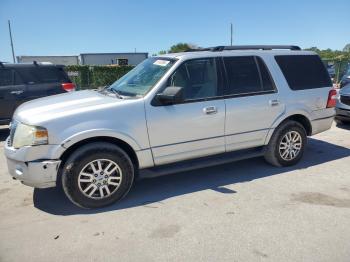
[269,99,280,106]
[203,106,217,115]
[10,90,24,95]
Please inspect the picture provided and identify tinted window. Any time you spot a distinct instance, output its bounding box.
[36,67,68,83]
[223,56,261,95]
[16,68,40,84]
[257,57,275,91]
[0,69,12,86]
[13,71,24,85]
[16,67,68,84]
[168,58,218,100]
[275,55,332,90]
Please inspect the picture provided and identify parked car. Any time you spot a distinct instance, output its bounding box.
[0,62,75,125]
[4,45,335,208]
[335,83,350,123]
[340,64,350,88]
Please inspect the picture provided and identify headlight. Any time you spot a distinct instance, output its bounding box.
[12,123,48,148]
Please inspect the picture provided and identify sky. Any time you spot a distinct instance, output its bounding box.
[0,0,349,62]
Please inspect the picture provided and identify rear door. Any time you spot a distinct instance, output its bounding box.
[16,66,67,102]
[0,69,15,121]
[223,56,284,151]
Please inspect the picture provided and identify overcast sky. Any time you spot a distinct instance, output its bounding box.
[0,0,349,62]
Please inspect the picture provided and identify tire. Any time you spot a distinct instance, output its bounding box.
[61,142,134,208]
[335,119,343,125]
[264,120,307,167]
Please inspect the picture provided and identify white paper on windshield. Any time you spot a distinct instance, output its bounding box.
[153,60,170,66]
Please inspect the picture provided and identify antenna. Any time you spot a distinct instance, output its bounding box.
[230,23,233,46]
[8,20,16,63]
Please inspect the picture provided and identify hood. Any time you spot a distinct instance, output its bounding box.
[14,90,125,125]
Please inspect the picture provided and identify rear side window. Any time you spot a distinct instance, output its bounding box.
[223,56,275,95]
[36,67,68,83]
[275,55,332,90]
[16,66,68,84]
[16,68,40,84]
[257,57,275,92]
[0,69,12,86]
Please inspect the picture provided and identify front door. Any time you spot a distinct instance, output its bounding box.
[145,58,226,165]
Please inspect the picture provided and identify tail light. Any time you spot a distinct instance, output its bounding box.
[61,83,76,92]
[326,89,337,108]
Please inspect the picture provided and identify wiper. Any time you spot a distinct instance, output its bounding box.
[107,88,123,99]
[99,86,123,99]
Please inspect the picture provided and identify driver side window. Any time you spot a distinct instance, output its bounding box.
[168,58,218,101]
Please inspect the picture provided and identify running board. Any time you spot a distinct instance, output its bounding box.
[138,147,265,179]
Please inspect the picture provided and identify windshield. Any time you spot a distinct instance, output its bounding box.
[109,57,176,96]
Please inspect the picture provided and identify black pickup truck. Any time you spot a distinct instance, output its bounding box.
[0,62,75,125]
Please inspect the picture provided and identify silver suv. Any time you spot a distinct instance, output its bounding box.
[4,45,336,208]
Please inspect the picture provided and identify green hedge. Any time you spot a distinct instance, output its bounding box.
[65,65,134,90]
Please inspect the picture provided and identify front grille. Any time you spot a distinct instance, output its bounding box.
[7,121,18,147]
[340,95,350,106]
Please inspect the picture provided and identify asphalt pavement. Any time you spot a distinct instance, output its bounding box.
[1,123,350,262]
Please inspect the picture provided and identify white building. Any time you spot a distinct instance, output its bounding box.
[16,52,148,66]
[79,52,148,66]
[17,55,79,65]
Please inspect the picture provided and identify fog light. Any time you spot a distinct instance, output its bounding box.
[15,166,23,176]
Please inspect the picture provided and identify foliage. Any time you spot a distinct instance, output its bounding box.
[343,43,350,52]
[168,43,193,53]
[65,65,134,89]
[304,47,350,83]
[304,47,350,61]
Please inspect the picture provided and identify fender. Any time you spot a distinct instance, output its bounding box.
[264,105,313,145]
[53,128,143,159]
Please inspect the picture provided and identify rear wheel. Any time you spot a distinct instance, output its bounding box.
[61,142,134,208]
[264,121,307,167]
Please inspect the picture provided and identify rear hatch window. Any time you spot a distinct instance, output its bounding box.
[275,55,332,90]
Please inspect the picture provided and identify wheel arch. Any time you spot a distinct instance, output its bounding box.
[265,113,312,145]
[58,136,139,180]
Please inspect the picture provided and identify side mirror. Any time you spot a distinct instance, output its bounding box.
[155,86,184,105]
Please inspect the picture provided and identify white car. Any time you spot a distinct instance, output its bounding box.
[5,45,335,208]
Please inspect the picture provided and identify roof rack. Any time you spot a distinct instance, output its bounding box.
[186,45,301,52]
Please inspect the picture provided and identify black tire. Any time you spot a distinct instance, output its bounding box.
[61,142,134,208]
[335,119,343,125]
[264,120,307,167]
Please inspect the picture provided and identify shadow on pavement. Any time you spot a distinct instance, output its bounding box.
[0,126,9,142]
[336,122,350,131]
[33,137,350,216]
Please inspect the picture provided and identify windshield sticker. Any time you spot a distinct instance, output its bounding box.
[153,60,170,66]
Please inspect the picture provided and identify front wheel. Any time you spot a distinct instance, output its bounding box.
[61,142,134,208]
[264,121,307,167]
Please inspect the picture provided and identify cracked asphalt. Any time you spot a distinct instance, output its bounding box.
[0,123,350,262]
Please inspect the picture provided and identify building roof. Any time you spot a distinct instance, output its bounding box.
[79,52,148,56]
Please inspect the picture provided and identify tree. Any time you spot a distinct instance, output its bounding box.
[343,44,350,52]
[168,43,193,53]
[158,50,167,55]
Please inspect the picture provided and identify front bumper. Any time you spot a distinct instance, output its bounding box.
[335,107,350,121]
[6,158,61,188]
[5,137,61,188]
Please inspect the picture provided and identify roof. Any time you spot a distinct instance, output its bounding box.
[17,55,78,58]
[80,52,148,56]
[0,62,64,68]
[157,50,316,60]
